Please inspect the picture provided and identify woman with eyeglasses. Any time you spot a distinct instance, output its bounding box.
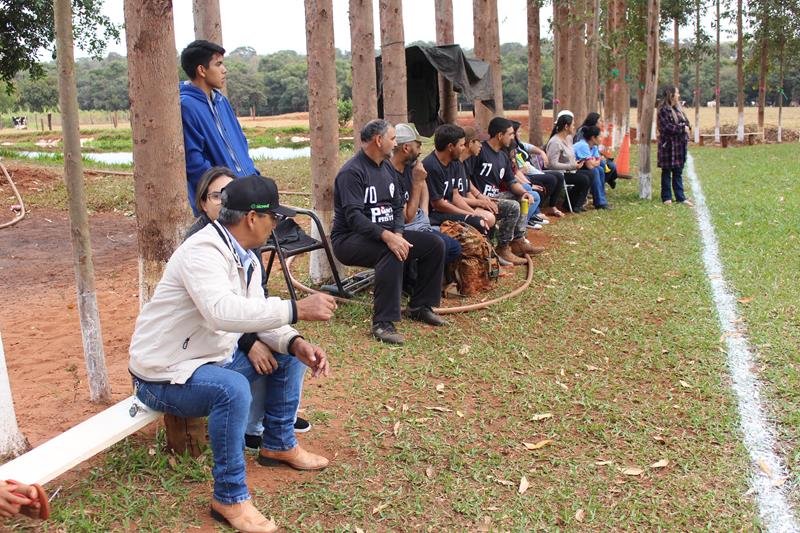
[185,166,235,239]
[185,166,314,446]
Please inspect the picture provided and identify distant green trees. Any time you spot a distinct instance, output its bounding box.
[1,40,794,116]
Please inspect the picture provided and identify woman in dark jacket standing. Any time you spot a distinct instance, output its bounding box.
[657,86,693,206]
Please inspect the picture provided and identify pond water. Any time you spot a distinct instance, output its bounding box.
[16,145,312,165]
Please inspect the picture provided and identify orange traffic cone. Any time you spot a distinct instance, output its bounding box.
[616,132,630,176]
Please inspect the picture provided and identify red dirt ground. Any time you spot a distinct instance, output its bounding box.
[0,163,554,531]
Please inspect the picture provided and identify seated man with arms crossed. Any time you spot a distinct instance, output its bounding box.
[423,124,490,236]
[129,176,337,533]
[332,119,446,345]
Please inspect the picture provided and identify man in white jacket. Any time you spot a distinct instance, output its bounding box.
[129,176,337,533]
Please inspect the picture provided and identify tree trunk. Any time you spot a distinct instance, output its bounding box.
[55,0,112,403]
[604,0,616,135]
[586,0,601,113]
[527,0,544,146]
[124,0,187,305]
[473,0,502,134]
[553,2,562,118]
[349,0,378,146]
[714,0,720,143]
[638,0,660,200]
[554,1,571,116]
[192,0,222,44]
[571,0,588,123]
[125,0,194,455]
[378,0,407,125]
[0,331,29,460]
[435,0,457,124]
[305,0,339,284]
[637,58,646,128]
[673,18,680,88]
[758,7,769,131]
[736,0,744,141]
[694,0,701,144]
[777,42,784,143]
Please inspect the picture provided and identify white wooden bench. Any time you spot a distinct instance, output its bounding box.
[0,396,162,485]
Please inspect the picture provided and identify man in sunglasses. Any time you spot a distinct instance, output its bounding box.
[129,176,337,533]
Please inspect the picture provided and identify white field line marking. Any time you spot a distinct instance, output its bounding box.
[686,153,798,532]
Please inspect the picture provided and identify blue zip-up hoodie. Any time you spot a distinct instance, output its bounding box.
[179,81,259,214]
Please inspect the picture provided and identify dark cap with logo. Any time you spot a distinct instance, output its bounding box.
[221,175,296,217]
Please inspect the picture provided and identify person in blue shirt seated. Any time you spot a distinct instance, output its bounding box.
[179,40,260,214]
[573,125,612,210]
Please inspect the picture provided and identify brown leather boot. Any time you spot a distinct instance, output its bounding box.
[496,244,527,265]
[258,445,330,470]
[210,499,277,533]
[511,238,544,256]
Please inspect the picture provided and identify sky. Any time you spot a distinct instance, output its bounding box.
[90,0,551,57]
[86,0,734,59]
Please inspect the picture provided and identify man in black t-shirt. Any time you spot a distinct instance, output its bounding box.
[423,124,488,235]
[468,117,543,264]
[331,119,446,345]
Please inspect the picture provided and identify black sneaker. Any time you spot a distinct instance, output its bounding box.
[372,322,404,344]
[244,433,262,452]
[294,416,312,433]
[406,306,447,326]
[596,204,613,210]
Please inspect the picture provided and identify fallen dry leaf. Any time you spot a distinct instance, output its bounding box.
[372,502,389,515]
[355,528,365,533]
[518,476,530,494]
[456,410,465,418]
[650,459,669,469]
[621,467,644,476]
[737,296,753,304]
[734,221,743,226]
[492,477,515,487]
[523,439,554,450]
[757,458,774,478]
[384,404,395,412]
[426,406,452,413]
[402,403,408,413]
[679,380,692,389]
[435,383,445,393]
[575,508,585,522]
[413,417,432,423]
[595,460,614,466]
[531,413,553,421]
[585,364,601,371]
[652,435,666,443]
[425,466,434,479]
[393,421,401,436]
[771,477,788,487]
[459,344,471,355]
[591,328,606,336]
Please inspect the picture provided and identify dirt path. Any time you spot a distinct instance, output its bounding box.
[0,207,139,445]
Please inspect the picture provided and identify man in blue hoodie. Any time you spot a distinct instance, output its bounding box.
[180,40,260,214]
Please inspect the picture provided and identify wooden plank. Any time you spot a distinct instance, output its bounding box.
[0,396,161,485]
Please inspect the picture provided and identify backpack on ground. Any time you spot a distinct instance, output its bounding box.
[439,220,499,296]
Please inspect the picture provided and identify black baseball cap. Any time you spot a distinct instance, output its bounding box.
[221,175,296,217]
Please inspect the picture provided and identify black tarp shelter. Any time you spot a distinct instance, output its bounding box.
[376,44,495,137]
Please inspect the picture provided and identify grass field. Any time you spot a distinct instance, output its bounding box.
[10,144,799,530]
[692,144,800,504]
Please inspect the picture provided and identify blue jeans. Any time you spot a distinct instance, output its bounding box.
[243,352,305,450]
[589,166,608,207]
[519,183,542,222]
[133,348,304,504]
[661,166,686,202]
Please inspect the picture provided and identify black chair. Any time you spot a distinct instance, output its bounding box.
[258,207,349,301]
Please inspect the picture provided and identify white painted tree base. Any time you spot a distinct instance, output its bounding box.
[0,396,161,485]
[0,331,28,458]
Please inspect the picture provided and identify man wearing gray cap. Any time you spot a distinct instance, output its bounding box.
[129,176,337,533]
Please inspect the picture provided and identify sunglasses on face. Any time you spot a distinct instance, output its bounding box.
[206,191,223,203]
